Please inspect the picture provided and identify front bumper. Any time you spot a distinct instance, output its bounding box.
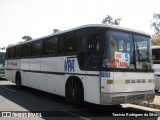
[100,90,155,105]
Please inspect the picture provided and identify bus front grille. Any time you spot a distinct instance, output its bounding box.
[127,94,145,102]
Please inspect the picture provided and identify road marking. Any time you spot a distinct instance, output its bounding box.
[62,110,91,120]
[2,86,15,92]
[122,104,160,111]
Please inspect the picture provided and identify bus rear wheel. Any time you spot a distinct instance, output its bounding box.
[16,73,22,89]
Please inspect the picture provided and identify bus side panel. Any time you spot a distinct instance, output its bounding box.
[41,57,57,94]
[21,59,30,70]
[56,57,67,96]
[46,74,56,94]
[25,72,46,91]
[28,72,38,89]
[5,59,21,82]
[5,69,12,81]
[30,58,41,71]
[28,58,47,91]
[85,71,100,104]
[5,60,12,81]
[21,59,30,86]
[41,57,57,72]
[54,75,65,96]
[46,74,65,96]
[22,71,30,86]
[29,58,40,89]
[38,73,47,91]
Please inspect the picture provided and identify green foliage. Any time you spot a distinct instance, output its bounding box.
[0,46,6,50]
[53,29,61,34]
[151,31,160,46]
[22,36,32,41]
[151,13,160,33]
[102,15,121,25]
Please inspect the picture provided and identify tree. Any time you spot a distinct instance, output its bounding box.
[102,15,113,24]
[150,13,160,46]
[53,29,61,34]
[0,46,6,50]
[22,36,32,41]
[102,15,121,25]
[151,31,160,46]
[151,13,160,33]
[114,18,122,25]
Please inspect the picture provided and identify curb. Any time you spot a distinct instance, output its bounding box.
[135,102,160,110]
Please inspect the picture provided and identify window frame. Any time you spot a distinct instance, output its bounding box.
[77,27,104,71]
[7,47,15,59]
[21,43,31,58]
[42,37,58,56]
[14,45,22,58]
[58,32,78,55]
[30,40,42,57]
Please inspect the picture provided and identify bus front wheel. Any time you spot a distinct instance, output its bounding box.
[65,79,73,102]
[73,80,84,108]
[155,89,159,93]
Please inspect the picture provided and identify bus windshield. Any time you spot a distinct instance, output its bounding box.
[103,30,152,71]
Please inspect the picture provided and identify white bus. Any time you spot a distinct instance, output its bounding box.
[152,46,160,92]
[5,24,155,107]
[0,50,6,78]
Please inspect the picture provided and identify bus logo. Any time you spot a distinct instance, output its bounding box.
[64,59,75,72]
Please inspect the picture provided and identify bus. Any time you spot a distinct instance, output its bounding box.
[152,46,160,92]
[0,50,5,78]
[5,24,155,107]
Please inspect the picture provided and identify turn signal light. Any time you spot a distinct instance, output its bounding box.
[107,80,114,84]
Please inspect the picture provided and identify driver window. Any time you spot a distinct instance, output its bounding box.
[86,34,100,69]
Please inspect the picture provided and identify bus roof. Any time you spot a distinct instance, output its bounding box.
[7,24,151,47]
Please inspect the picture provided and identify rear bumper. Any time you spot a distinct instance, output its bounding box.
[100,90,155,105]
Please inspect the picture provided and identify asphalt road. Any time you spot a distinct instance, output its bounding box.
[0,78,159,120]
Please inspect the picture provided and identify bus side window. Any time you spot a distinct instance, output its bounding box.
[8,47,15,59]
[78,36,87,69]
[14,45,22,58]
[59,34,77,54]
[31,41,42,56]
[86,34,100,69]
[43,37,57,55]
[21,43,31,57]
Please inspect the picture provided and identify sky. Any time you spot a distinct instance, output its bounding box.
[0,0,160,47]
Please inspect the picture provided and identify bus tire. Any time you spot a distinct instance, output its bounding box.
[65,79,73,102]
[73,80,84,108]
[155,89,158,93]
[16,73,22,89]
